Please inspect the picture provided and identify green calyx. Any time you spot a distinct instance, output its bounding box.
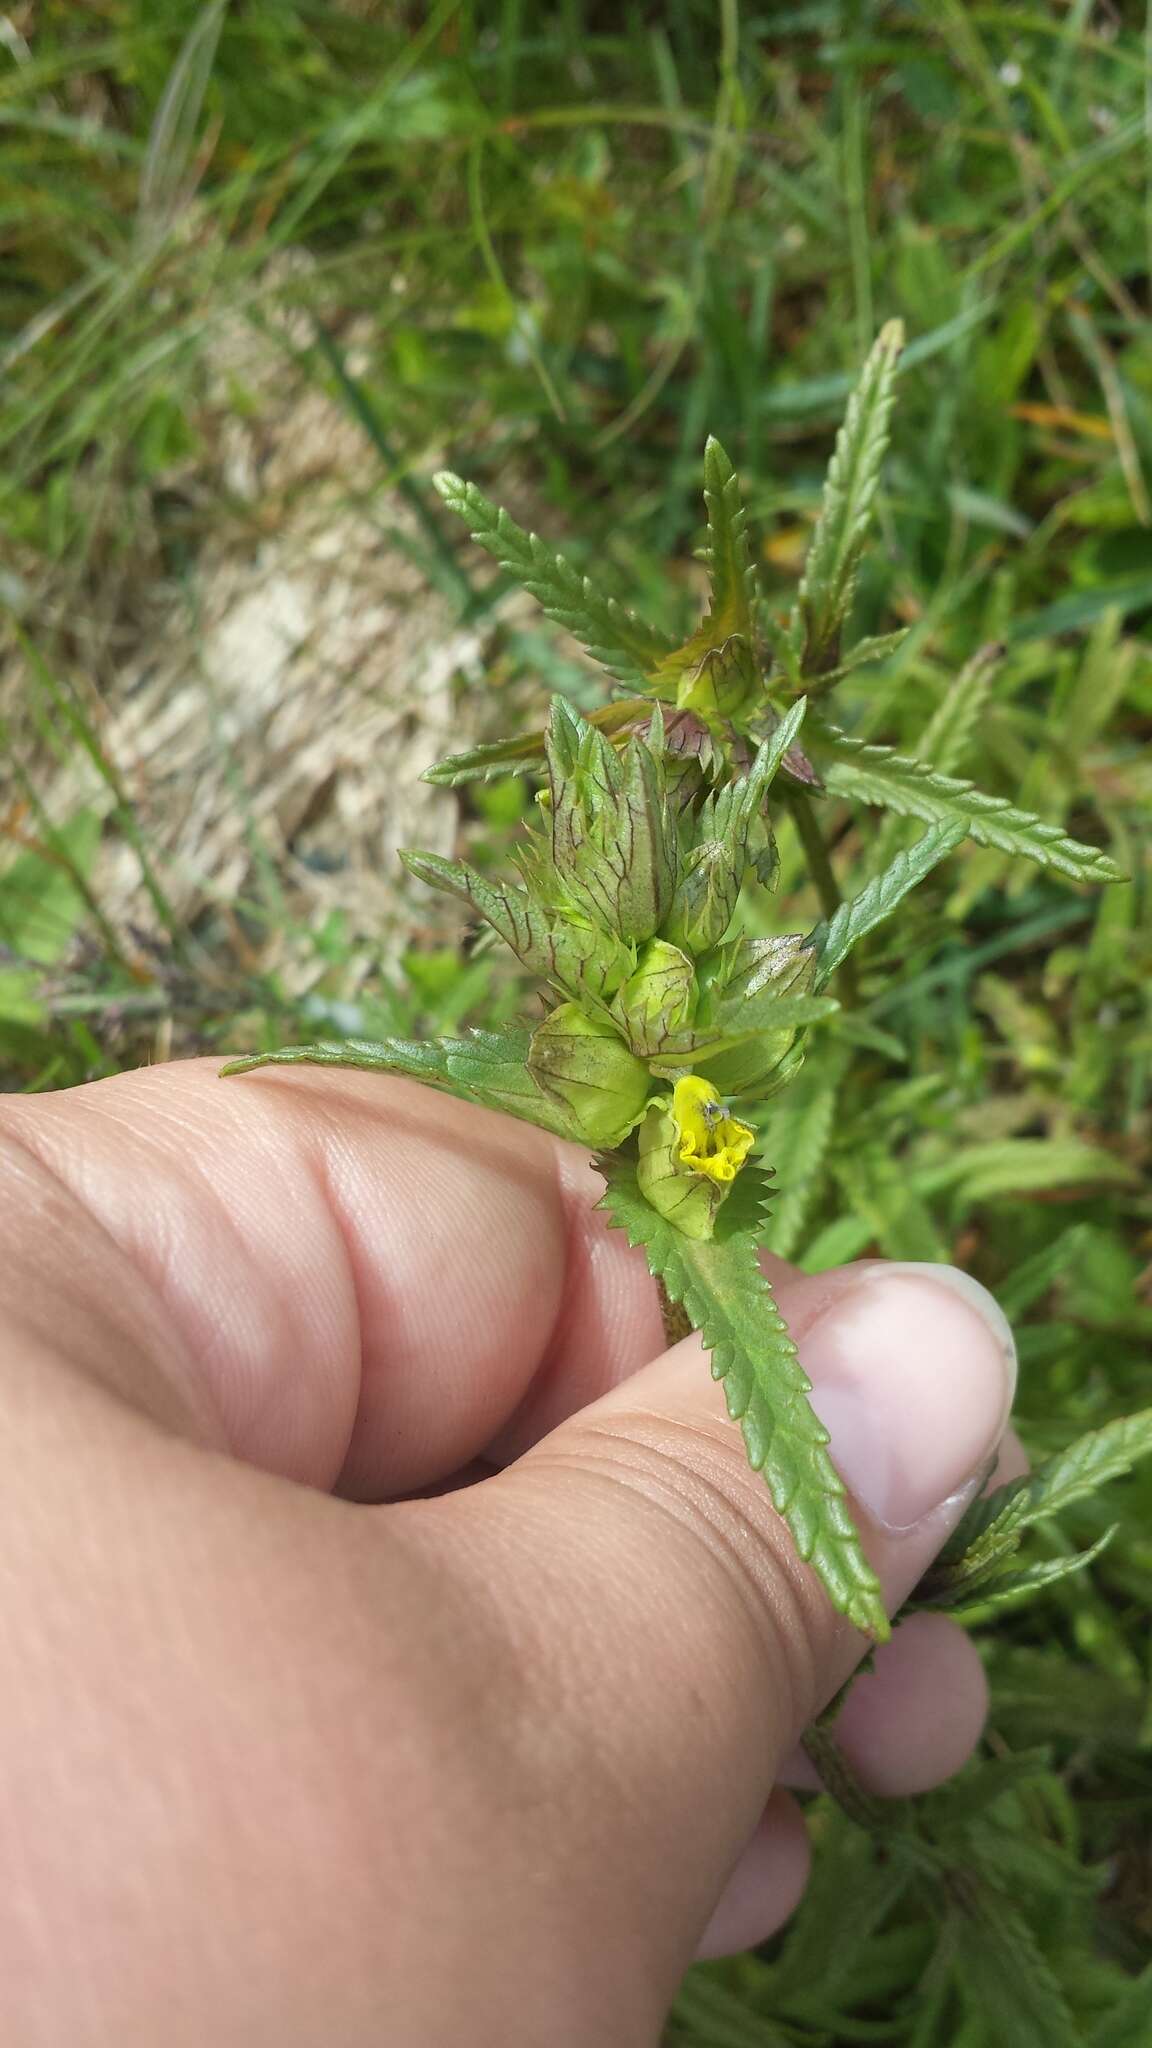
[610,939,697,1058]
[542,697,678,945]
[525,1003,651,1146]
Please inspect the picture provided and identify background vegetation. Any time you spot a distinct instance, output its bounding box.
[1,3,1149,2040]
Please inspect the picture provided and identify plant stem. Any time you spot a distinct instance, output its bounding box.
[787,788,860,1006]
[801,1720,886,1832]
[656,1274,693,1346]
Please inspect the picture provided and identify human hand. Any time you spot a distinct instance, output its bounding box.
[0,1060,1018,2046]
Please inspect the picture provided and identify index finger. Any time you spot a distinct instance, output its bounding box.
[0,1059,665,1495]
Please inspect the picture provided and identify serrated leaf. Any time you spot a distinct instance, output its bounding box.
[401,848,548,955]
[810,822,966,986]
[926,1137,1138,1206]
[433,473,671,689]
[760,1054,845,1262]
[421,728,555,788]
[772,1814,911,2007]
[422,697,652,788]
[867,645,1007,875]
[219,1030,581,1141]
[698,436,758,642]
[934,1528,1116,1618]
[938,1408,1152,1572]
[802,627,910,690]
[919,641,1005,778]
[1017,1411,1152,1529]
[975,1823,1105,1901]
[953,1878,1081,2048]
[641,440,761,711]
[816,725,1126,883]
[797,320,905,673]
[596,1152,888,1638]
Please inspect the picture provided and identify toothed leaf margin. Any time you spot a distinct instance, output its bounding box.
[595,1150,888,1638]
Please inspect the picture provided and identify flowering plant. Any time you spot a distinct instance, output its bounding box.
[225,326,1123,1641]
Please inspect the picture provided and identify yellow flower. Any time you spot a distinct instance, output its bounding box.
[671,1075,754,1185]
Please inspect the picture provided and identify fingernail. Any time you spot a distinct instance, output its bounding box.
[800,1264,1018,1532]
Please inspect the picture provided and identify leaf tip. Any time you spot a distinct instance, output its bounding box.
[859,1599,892,1644]
[703,432,732,470]
[397,846,438,885]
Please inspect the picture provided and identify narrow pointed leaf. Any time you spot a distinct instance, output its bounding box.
[939,1529,1116,1619]
[750,695,808,788]
[699,436,758,642]
[761,1054,846,1261]
[401,849,549,959]
[811,822,966,986]
[798,320,905,671]
[220,1032,582,1141]
[641,440,761,712]
[421,729,555,787]
[597,1153,888,1638]
[433,473,671,689]
[422,699,651,788]
[937,1408,1152,1572]
[802,628,910,690]
[816,725,1126,883]
[919,641,1005,777]
[1014,1410,1152,1530]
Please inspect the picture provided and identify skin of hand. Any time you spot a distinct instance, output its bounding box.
[0,1060,1021,2048]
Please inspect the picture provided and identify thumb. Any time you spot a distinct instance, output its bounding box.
[437,1257,1015,2013]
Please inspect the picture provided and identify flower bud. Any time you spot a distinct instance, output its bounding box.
[637,1074,755,1241]
[526,1003,651,1147]
[662,840,741,955]
[610,939,696,1057]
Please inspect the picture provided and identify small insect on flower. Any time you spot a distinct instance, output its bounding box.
[671,1075,755,1186]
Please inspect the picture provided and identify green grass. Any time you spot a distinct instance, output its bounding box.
[1,3,1150,2040]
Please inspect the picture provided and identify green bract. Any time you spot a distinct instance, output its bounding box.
[543,698,678,944]
[224,331,1124,1644]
